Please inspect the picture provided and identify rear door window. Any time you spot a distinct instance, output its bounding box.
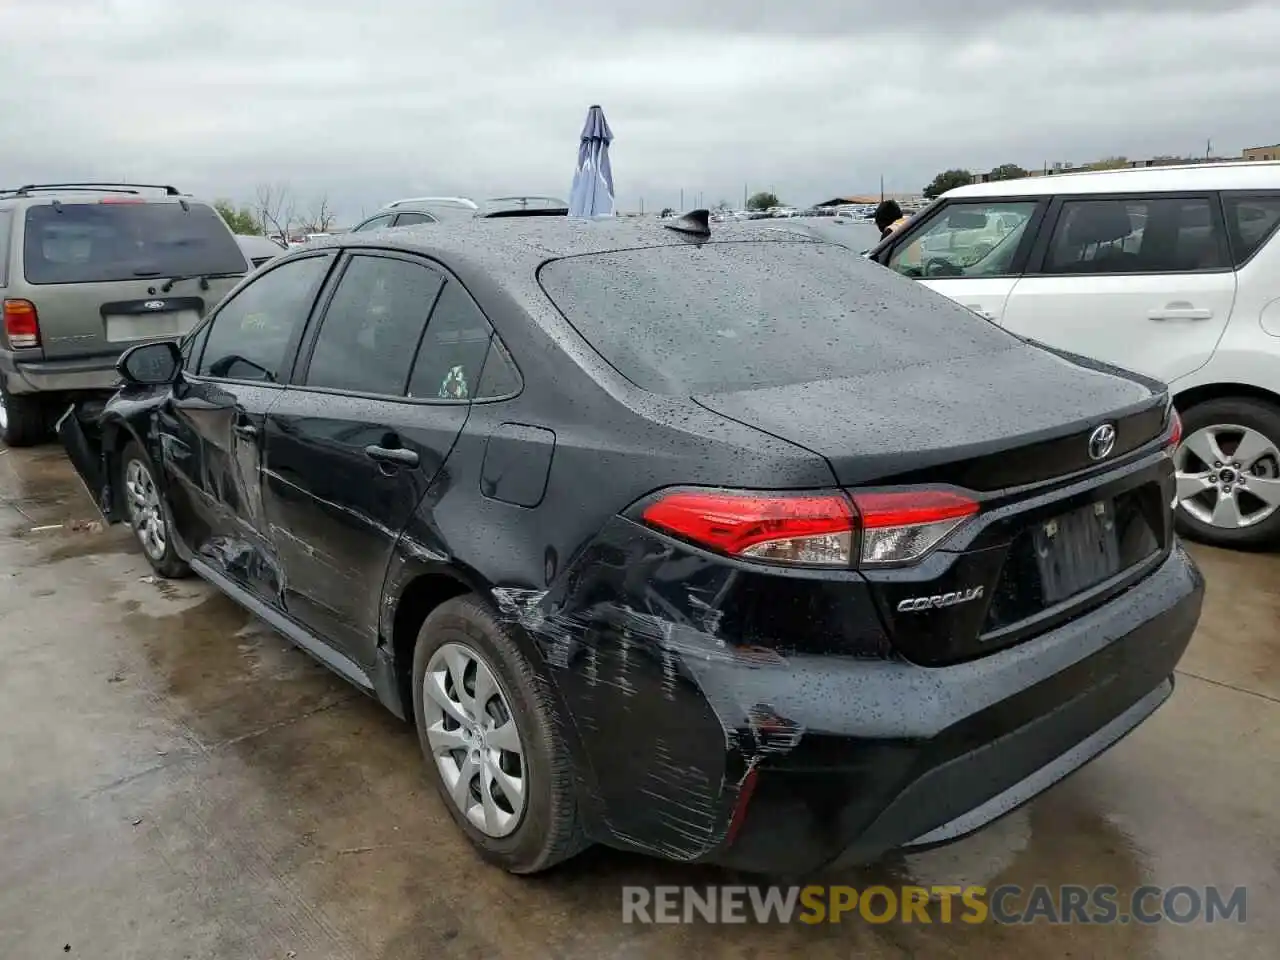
[303,254,444,396]
[1221,194,1280,266]
[1042,197,1229,274]
[406,281,495,400]
[22,201,248,285]
[539,240,1017,395]
[352,214,394,232]
[393,212,436,226]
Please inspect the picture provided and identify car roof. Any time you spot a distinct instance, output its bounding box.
[308,217,828,281]
[945,160,1280,200]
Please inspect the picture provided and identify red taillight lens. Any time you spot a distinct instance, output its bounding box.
[848,489,979,566]
[642,490,855,566]
[639,487,979,568]
[3,299,40,348]
[1165,408,1183,451]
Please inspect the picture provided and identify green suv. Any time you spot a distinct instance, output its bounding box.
[0,182,250,446]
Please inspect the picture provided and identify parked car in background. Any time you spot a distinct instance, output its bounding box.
[868,161,1280,548]
[0,182,250,446]
[60,214,1199,877]
[236,234,287,269]
[350,196,570,233]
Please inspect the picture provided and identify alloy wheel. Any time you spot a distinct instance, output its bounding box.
[0,390,8,432]
[1175,423,1280,529]
[124,459,168,560]
[422,642,527,837]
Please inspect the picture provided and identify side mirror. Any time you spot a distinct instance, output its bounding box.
[117,340,182,386]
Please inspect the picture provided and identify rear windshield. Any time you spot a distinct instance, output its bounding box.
[22,201,248,285]
[539,240,1013,395]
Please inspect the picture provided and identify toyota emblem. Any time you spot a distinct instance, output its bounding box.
[1088,423,1117,461]
[143,300,165,310]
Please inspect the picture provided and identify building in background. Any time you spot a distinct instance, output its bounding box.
[1244,143,1280,161]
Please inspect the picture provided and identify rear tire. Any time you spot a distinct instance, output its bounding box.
[1173,396,1280,549]
[0,382,49,447]
[411,594,586,874]
[120,440,190,578]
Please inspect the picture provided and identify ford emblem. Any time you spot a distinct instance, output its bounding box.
[144,300,165,310]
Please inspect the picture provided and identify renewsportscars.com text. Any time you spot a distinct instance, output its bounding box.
[621,884,1248,925]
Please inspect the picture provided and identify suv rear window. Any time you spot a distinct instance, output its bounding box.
[539,240,1014,395]
[22,201,248,285]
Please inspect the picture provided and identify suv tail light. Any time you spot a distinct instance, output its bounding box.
[3,299,40,348]
[638,487,979,568]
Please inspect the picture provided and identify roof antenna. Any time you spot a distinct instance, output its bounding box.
[663,209,711,237]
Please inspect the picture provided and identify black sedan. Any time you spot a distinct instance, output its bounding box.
[58,212,1203,876]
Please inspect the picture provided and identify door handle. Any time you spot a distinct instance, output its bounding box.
[965,305,998,321]
[233,423,258,439]
[364,444,419,467]
[1148,307,1213,322]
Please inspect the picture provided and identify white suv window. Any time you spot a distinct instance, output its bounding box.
[888,201,1037,279]
[1222,195,1280,266]
[1043,197,1229,274]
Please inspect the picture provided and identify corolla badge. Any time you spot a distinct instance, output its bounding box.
[143,300,166,310]
[1088,423,1117,461]
[896,586,984,613]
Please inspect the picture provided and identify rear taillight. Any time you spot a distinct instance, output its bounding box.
[639,487,979,568]
[851,489,980,566]
[3,299,40,348]
[1164,407,1183,452]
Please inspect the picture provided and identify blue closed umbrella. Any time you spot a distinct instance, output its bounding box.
[568,105,615,218]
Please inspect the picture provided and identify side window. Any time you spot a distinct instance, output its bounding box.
[475,336,522,399]
[407,281,494,400]
[1222,195,1280,267]
[1043,197,1228,275]
[197,255,329,382]
[393,212,436,226]
[181,318,212,369]
[888,201,1038,279]
[352,214,394,233]
[0,210,11,286]
[304,254,444,396]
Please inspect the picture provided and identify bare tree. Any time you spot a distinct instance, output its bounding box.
[254,183,296,242]
[302,195,336,234]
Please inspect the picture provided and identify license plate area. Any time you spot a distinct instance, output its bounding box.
[105,309,200,342]
[1033,499,1122,606]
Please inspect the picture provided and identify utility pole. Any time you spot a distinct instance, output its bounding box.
[743,183,747,210]
[879,174,884,202]
[680,188,684,210]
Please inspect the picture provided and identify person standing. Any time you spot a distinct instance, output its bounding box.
[874,199,910,239]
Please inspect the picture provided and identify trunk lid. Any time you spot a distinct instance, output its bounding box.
[20,199,247,360]
[693,345,1166,490]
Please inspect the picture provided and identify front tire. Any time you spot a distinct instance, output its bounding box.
[0,382,48,447]
[411,595,586,874]
[120,440,190,578]
[1173,397,1280,548]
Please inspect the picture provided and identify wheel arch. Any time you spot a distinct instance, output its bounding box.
[1173,380,1280,414]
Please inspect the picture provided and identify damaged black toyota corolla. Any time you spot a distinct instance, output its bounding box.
[58,212,1203,876]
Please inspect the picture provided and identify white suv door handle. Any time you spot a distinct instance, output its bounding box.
[964,305,998,321]
[1148,306,1213,322]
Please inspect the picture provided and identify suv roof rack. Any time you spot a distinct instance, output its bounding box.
[3,182,183,198]
[386,196,480,211]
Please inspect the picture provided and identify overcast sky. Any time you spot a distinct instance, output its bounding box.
[2,0,1278,222]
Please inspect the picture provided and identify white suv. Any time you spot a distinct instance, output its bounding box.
[869,161,1280,548]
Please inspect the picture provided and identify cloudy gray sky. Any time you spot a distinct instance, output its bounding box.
[2,0,1277,222]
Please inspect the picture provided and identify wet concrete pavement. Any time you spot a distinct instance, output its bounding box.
[1,443,1277,959]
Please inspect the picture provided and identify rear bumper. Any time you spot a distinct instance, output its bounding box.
[1,350,122,396]
[706,544,1203,874]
